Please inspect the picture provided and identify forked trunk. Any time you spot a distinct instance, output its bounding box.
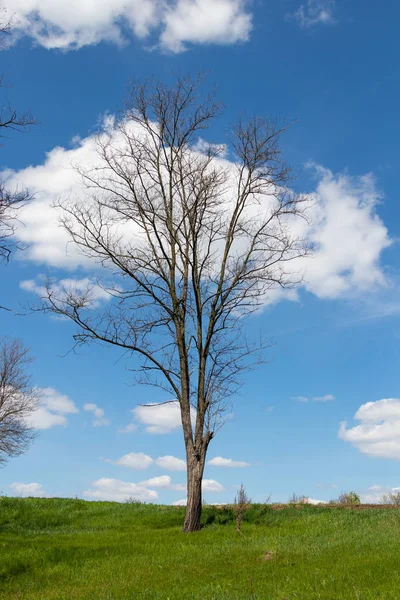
[183,452,205,532]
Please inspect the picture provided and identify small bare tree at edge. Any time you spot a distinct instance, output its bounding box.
[234,484,251,533]
[0,339,38,466]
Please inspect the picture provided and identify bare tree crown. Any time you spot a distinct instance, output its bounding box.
[0,339,38,467]
[43,76,310,443]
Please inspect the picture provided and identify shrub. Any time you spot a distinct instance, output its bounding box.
[234,484,251,533]
[125,497,143,505]
[333,491,361,505]
[381,491,400,505]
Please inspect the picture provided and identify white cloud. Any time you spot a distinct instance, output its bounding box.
[26,387,78,430]
[111,452,154,470]
[155,455,186,471]
[119,423,138,434]
[291,393,335,403]
[21,277,112,309]
[124,401,195,435]
[305,497,327,505]
[132,402,183,434]
[303,167,391,299]
[140,475,186,491]
[3,0,251,52]
[360,492,381,504]
[172,498,187,506]
[313,394,335,402]
[339,398,400,460]
[40,387,78,414]
[294,0,335,27]
[208,456,249,468]
[160,0,252,53]
[355,399,400,422]
[202,479,224,493]
[6,122,391,307]
[291,396,309,403]
[83,403,110,427]
[360,484,384,503]
[167,480,225,496]
[142,475,172,488]
[83,477,158,502]
[109,452,186,471]
[368,484,383,491]
[10,482,46,497]
[360,484,400,504]
[171,479,224,504]
[26,407,67,429]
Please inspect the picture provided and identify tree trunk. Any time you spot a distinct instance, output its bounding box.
[183,451,205,532]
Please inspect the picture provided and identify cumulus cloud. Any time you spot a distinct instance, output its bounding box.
[304,166,391,299]
[10,482,46,497]
[355,400,400,422]
[207,456,249,468]
[155,455,186,471]
[39,387,78,414]
[3,0,252,52]
[339,398,400,459]
[26,387,78,430]
[140,475,186,491]
[160,0,252,53]
[83,477,158,502]
[110,452,154,470]
[83,474,188,500]
[141,475,171,488]
[132,402,183,434]
[5,119,391,309]
[172,478,224,503]
[83,403,110,427]
[108,452,186,472]
[202,479,224,492]
[294,0,335,27]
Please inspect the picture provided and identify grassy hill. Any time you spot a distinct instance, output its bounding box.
[1,497,400,599]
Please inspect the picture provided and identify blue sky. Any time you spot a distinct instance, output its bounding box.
[1,0,400,505]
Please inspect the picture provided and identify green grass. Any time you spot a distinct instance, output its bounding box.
[1,498,400,599]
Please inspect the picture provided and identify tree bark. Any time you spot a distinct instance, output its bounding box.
[183,450,205,532]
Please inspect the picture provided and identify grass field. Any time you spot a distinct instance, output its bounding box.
[1,497,400,599]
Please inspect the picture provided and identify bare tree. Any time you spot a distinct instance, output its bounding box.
[0,183,30,263]
[0,339,38,467]
[38,75,310,531]
[381,491,400,506]
[234,483,251,533]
